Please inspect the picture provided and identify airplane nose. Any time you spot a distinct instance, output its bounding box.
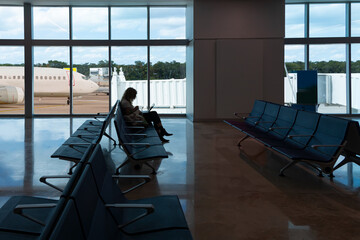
[93,81,99,90]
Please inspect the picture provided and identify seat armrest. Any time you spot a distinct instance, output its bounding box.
[40,175,71,192]
[288,134,313,139]
[14,203,57,226]
[62,143,92,146]
[123,143,150,147]
[112,175,151,194]
[311,144,345,149]
[269,127,291,130]
[105,203,154,229]
[125,126,145,129]
[125,133,147,137]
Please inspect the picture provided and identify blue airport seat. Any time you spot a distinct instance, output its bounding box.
[0,196,57,235]
[51,101,119,172]
[256,106,298,146]
[240,102,280,138]
[225,100,267,132]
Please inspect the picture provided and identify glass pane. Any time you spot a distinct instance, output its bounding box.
[309,44,346,114]
[285,4,305,38]
[284,45,305,104]
[351,44,360,113]
[0,119,24,188]
[309,4,346,38]
[72,7,108,40]
[150,7,185,39]
[34,47,70,114]
[72,47,108,114]
[33,7,69,39]
[351,3,360,37]
[0,46,24,115]
[150,46,186,114]
[111,7,147,40]
[0,6,24,39]
[112,47,148,109]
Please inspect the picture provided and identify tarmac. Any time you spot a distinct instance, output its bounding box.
[0,92,109,115]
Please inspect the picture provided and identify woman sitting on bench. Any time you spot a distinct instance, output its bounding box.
[120,87,173,143]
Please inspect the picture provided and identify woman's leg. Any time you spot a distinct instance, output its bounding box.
[143,111,161,126]
[142,111,172,141]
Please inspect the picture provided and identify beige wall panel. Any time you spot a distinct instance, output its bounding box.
[194,0,284,39]
[262,39,284,104]
[193,40,216,120]
[215,39,263,119]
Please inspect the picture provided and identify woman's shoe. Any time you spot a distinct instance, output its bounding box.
[160,136,169,143]
[161,128,173,136]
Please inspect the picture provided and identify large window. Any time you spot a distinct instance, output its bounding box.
[285,3,360,115]
[0,4,187,116]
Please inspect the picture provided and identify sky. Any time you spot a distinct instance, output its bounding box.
[0,6,186,65]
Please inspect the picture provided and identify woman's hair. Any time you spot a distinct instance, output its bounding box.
[122,87,137,102]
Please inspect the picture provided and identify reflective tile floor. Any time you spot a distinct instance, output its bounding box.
[0,117,360,240]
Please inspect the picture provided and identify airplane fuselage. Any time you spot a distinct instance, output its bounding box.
[0,66,99,97]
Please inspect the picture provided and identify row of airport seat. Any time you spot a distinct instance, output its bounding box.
[224,100,360,177]
[0,102,191,239]
[50,100,119,173]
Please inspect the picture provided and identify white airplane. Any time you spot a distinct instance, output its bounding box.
[0,66,99,104]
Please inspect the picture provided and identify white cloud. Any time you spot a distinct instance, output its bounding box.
[0,47,24,64]
[72,7,108,39]
[150,46,185,63]
[34,47,69,64]
[150,16,186,39]
[0,7,24,39]
[73,47,108,64]
[285,24,304,38]
[310,45,345,62]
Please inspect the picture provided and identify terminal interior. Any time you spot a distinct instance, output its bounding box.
[1,0,360,239]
